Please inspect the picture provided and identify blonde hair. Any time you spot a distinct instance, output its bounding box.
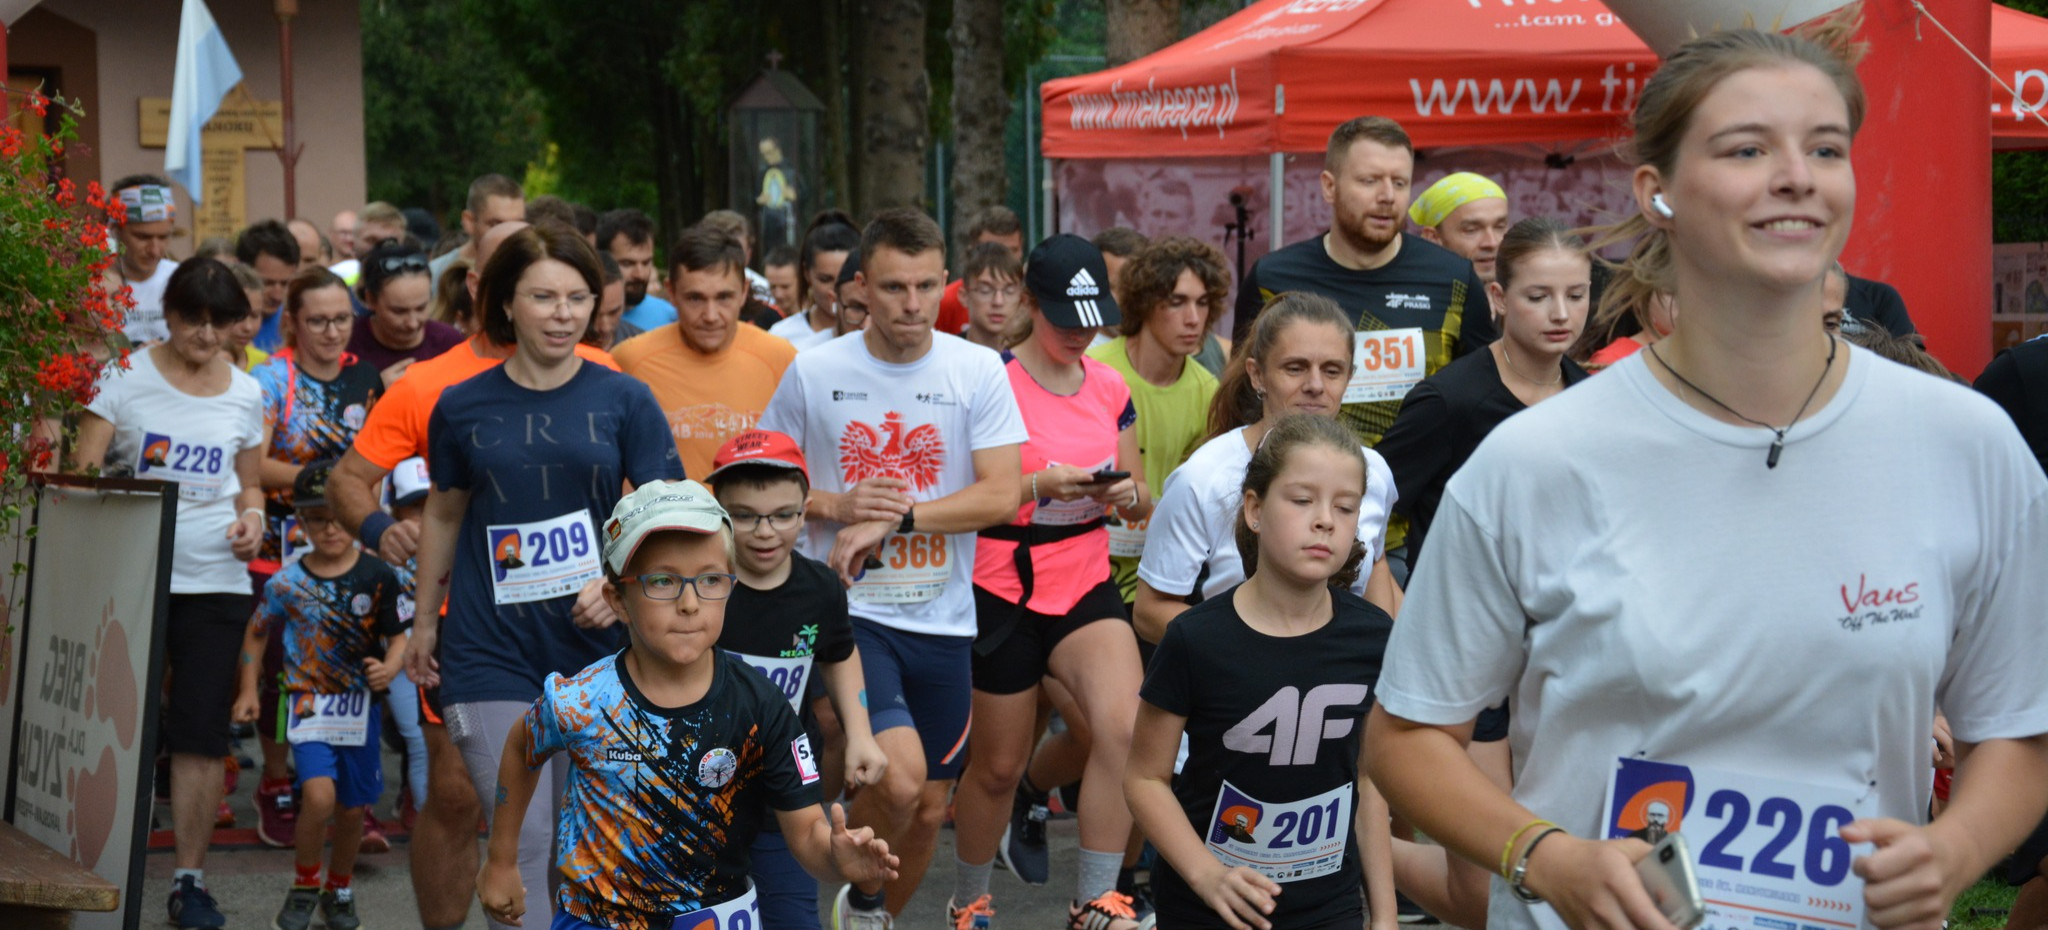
[1586,11,1867,339]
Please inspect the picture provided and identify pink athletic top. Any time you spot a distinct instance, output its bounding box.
[974,353,1136,615]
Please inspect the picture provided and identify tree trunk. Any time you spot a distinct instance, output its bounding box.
[857,0,932,214]
[823,0,855,214]
[652,57,692,242]
[947,0,1009,247]
[1105,0,1182,67]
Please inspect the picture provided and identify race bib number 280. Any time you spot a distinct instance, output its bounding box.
[1604,758,1873,930]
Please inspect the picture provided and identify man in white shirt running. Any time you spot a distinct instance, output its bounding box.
[760,208,1026,930]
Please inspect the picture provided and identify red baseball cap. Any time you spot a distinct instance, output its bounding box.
[708,429,809,483]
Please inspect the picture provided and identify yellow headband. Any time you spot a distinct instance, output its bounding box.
[1408,172,1507,229]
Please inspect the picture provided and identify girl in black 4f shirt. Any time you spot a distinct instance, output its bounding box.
[1127,414,1396,930]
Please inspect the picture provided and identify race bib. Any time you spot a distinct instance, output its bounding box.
[136,432,230,502]
[1342,328,1427,405]
[850,532,950,604]
[486,511,602,605]
[1604,758,1873,930]
[1206,780,1353,883]
[666,884,760,930]
[1033,458,1115,527]
[1106,511,1148,558]
[737,652,814,712]
[285,691,372,747]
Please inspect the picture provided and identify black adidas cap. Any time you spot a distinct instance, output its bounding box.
[1023,234,1120,330]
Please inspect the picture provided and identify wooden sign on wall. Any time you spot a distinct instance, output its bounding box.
[136,85,280,242]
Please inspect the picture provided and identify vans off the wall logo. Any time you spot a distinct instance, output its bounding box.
[1836,574,1923,632]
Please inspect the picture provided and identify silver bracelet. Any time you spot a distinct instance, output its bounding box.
[1030,471,1039,502]
[1510,826,1566,903]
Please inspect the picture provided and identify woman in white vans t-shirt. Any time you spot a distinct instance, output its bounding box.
[1366,21,2048,930]
[74,258,266,916]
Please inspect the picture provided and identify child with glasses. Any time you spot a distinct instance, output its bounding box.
[477,479,899,930]
[706,429,888,930]
[232,460,410,930]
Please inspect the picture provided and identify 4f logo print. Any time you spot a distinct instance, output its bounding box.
[1223,684,1371,766]
[839,411,946,491]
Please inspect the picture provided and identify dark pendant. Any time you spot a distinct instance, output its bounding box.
[1766,438,1784,469]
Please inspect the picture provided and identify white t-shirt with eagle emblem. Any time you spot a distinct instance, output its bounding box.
[760,330,1027,637]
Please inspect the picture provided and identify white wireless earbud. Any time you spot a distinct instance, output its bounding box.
[1651,193,1675,219]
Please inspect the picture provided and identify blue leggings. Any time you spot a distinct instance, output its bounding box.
[751,827,821,930]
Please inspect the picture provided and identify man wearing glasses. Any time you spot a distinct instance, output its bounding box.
[615,225,799,479]
[349,243,467,378]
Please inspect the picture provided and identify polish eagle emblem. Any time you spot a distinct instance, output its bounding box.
[839,411,946,491]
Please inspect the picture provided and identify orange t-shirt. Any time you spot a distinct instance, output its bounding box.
[613,323,797,479]
[351,337,620,470]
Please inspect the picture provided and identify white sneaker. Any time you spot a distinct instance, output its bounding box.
[833,883,894,930]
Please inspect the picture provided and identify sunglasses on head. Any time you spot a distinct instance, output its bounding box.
[375,254,430,275]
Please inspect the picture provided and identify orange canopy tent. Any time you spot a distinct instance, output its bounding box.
[1040,0,2048,159]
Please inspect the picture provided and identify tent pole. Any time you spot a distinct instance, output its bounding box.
[1043,157,1057,238]
[1269,152,1284,250]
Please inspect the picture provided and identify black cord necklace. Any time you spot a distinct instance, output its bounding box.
[1645,335,1838,469]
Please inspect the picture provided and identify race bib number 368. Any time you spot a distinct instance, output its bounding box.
[1604,758,1873,930]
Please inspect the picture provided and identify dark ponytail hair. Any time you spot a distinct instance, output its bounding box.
[1233,414,1370,591]
[1207,292,1353,440]
[797,210,861,313]
[1493,217,1589,291]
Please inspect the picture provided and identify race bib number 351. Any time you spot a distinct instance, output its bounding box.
[1604,758,1873,930]
[1342,328,1427,405]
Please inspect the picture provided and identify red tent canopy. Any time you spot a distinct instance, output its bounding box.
[1041,0,2048,158]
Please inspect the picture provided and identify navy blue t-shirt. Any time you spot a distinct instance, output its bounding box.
[427,363,683,703]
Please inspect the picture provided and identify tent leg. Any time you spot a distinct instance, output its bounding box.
[1044,157,1058,238]
[1269,152,1285,250]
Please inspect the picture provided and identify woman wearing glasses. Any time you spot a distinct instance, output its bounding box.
[351,242,466,381]
[245,267,392,848]
[408,224,683,930]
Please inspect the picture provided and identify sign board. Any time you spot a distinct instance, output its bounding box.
[137,86,280,242]
[6,477,175,930]
[1993,242,2048,350]
[0,498,27,801]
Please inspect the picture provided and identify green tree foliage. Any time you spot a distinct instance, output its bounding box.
[1997,0,2048,242]
[361,0,546,221]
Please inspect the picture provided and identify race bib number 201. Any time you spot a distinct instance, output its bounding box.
[1206,780,1352,883]
[1604,758,1873,930]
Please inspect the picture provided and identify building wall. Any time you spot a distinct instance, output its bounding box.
[7,8,102,185]
[31,0,364,252]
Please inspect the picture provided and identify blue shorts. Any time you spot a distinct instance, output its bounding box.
[291,718,385,809]
[851,617,973,780]
[749,826,820,930]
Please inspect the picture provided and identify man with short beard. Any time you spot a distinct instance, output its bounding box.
[1233,116,1495,447]
[599,208,679,332]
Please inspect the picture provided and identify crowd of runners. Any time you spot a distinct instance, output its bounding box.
[71,19,2048,930]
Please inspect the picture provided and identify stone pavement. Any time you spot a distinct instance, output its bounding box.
[143,738,1087,929]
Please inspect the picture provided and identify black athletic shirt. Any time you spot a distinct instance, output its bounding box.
[1234,233,1496,447]
[1976,334,2048,477]
[1375,346,1589,565]
[718,552,857,708]
[1141,585,1394,930]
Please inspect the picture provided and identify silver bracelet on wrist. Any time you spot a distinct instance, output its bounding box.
[1509,826,1566,903]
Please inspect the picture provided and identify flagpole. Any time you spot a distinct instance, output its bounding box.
[276,0,299,219]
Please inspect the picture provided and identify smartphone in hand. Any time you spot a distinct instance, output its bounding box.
[1087,469,1131,484]
[1636,833,1707,930]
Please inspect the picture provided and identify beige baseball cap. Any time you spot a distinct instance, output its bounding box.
[600,479,731,578]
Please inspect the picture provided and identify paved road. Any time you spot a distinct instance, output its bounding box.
[145,748,1086,930]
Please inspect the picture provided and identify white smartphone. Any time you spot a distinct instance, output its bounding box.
[1636,832,1707,930]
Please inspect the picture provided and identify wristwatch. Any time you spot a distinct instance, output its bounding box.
[898,506,916,534]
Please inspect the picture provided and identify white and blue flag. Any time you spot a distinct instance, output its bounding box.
[166,0,243,203]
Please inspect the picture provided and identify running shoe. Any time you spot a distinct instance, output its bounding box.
[320,887,363,930]
[273,886,320,930]
[358,810,392,853]
[996,787,1050,885]
[213,799,235,829]
[1067,891,1143,930]
[256,777,297,847]
[948,894,996,930]
[167,875,227,929]
[832,883,894,930]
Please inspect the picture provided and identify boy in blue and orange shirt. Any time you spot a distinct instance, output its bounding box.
[233,460,410,930]
[478,479,898,930]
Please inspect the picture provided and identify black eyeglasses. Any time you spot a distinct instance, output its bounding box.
[375,254,430,275]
